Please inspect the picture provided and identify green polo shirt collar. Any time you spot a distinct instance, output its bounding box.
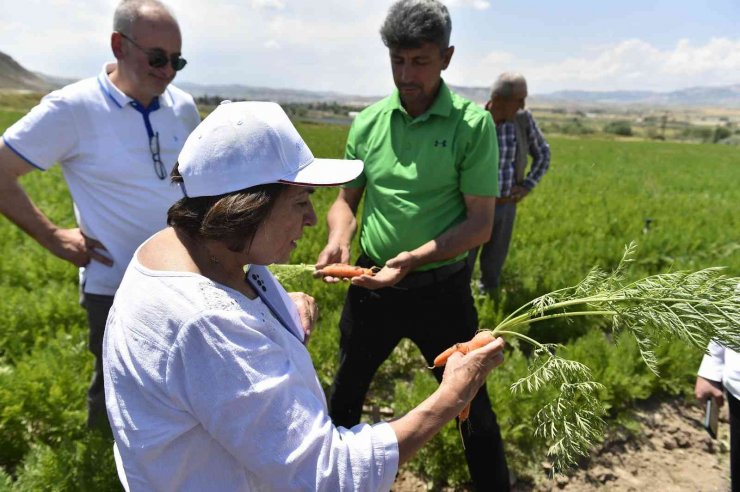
[385,80,453,123]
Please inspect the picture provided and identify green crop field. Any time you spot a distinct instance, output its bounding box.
[0,99,738,490]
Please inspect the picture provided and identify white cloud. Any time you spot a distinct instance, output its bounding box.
[164,1,394,95]
[1,1,737,96]
[480,51,515,66]
[266,14,383,45]
[251,0,285,11]
[663,38,740,77]
[450,37,740,93]
[447,0,491,10]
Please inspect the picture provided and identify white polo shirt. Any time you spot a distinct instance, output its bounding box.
[3,63,200,295]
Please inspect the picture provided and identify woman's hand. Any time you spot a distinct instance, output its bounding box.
[439,336,505,413]
[389,335,505,465]
[288,292,318,345]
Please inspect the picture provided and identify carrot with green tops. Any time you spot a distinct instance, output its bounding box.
[432,330,496,422]
[316,263,377,279]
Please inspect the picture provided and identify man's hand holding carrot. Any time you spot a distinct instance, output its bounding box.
[315,241,352,283]
[349,250,416,289]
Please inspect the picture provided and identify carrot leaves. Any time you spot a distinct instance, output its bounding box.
[489,242,740,471]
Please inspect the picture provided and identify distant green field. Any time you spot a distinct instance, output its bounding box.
[0,104,737,489]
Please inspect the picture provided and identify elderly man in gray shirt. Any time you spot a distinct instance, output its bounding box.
[469,72,551,292]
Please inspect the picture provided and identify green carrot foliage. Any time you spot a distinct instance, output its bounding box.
[489,243,739,470]
[1,97,738,489]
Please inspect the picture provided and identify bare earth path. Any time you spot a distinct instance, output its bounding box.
[392,397,731,491]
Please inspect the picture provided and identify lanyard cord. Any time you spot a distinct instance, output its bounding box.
[130,99,166,179]
[129,99,160,139]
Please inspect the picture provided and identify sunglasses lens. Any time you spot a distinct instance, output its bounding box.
[148,52,169,68]
[172,57,187,71]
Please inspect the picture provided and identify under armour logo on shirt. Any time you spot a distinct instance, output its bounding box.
[434,139,447,147]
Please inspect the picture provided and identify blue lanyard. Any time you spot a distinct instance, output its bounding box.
[129,98,161,139]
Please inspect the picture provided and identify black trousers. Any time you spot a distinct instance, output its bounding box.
[329,260,510,491]
[80,291,114,434]
[730,391,740,492]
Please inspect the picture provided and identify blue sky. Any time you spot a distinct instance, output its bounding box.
[1,0,738,96]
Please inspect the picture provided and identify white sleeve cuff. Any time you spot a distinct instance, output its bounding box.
[371,422,400,491]
[698,341,725,382]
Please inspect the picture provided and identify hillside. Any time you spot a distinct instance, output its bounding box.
[175,81,380,106]
[0,52,51,92]
[1,49,738,108]
[450,84,740,108]
[533,85,740,109]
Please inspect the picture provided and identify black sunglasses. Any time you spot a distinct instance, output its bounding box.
[118,32,187,71]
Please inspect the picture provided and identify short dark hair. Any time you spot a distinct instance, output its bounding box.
[380,0,452,51]
[168,163,286,253]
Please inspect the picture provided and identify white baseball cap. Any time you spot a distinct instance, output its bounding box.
[177,101,363,197]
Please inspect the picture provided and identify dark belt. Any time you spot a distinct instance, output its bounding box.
[356,254,468,290]
[496,195,518,205]
[394,260,468,290]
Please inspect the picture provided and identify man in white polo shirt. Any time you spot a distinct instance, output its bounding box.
[0,0,199,431]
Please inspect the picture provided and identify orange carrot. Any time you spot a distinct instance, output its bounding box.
[432,345,461,368]
[316,263,376,279]
[432,331,494,367]
[459,403,471,422]
[431,331,496,423]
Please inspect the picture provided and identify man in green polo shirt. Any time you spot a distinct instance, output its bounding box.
[316,0,509,489]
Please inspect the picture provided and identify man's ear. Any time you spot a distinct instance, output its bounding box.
[111,32,125,60]
[441,45,454,70]
[488,96,504,123]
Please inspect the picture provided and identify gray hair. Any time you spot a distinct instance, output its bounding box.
[113,0,175,33]
[491,72,528,99]
[380,0,452,51]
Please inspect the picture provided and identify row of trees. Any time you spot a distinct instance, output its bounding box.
[541,116,737,143]
[193,95,364,119]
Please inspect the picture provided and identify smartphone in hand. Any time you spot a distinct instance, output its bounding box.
[704,399,719,439]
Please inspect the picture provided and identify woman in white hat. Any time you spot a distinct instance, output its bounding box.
[103,101,505,491]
